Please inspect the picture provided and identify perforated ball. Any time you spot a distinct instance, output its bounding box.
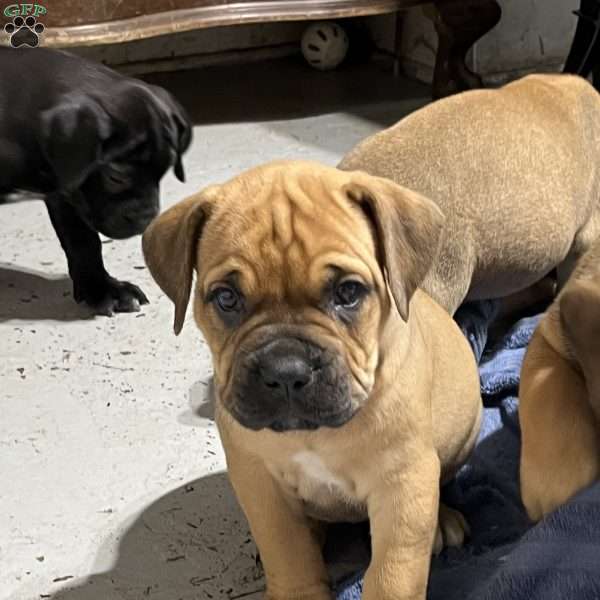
[301,22,349,71]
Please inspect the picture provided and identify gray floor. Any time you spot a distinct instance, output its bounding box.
[1,56,429,600]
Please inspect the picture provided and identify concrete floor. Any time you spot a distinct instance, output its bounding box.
[1,57,429,600]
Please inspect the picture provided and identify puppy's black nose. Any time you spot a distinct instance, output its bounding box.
[260,355,313,395]
[256,339,314,397]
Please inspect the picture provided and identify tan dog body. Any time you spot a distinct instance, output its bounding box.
[217,291,480,599]
[520,239,600,522]
[340,74,600,314]
[143,161,481,599]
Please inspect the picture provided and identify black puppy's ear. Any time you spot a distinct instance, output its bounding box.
[39,96,111,193]
[172,108,192,183]
[146,84,192,183]
[344,171,445,321]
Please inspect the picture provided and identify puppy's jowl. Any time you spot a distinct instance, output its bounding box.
[144,161,482,600]
[0,47,192,315]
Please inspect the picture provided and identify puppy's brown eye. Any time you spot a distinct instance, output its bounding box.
[334,280,366,309]
[213,286,241,312]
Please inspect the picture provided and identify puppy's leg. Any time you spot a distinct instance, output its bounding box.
[519,328,600,522]
[45,199,148,316]
[364,452,440,600]
[226,451,331,600]
[561,280,600,422]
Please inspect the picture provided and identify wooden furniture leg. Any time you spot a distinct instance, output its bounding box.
[431,0,501,99]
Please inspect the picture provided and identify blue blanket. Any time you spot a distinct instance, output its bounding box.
[331,300,600,600]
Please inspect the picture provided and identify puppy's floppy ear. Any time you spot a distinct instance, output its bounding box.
[142,191,214,335]
[171,106,192,183]
[39,95,111,193]
[343,171,445,321]
[146,84,192,183]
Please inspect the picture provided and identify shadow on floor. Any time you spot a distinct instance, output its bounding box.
[143,56,429,128]
[0,265,93,322]
[44,376,368,600]
[49,472,264,600]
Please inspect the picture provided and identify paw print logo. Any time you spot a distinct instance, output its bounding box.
[4,15,44,48]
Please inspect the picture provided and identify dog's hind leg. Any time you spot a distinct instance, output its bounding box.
[519,328,600,522]
[561,279,600,422]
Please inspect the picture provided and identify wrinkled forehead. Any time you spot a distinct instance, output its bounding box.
[196,168,380,297]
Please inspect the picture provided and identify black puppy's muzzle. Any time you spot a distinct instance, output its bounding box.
[228,336,358,432]
[98,213,155,239]
[101,208,157,239]
[97,194,159,240]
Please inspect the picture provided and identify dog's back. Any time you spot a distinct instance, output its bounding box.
[0,46,125,94]
[339,74,600,313]
[0,47,126,191]
[0,47,190,195]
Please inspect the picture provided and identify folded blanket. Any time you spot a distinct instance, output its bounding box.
[331,300,600,600]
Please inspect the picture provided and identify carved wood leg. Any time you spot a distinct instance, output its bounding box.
[431,0,501,99]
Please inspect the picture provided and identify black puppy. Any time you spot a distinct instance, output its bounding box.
[0,47,191,315]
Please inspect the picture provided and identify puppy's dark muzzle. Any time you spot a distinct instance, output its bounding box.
[229,336,357,432]
[100,208,158,240]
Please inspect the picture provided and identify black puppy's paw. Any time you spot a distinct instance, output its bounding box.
[74,276,149,316]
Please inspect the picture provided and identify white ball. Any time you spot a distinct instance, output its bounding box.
[301,22,349,71]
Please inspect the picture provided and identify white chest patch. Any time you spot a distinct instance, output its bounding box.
[285,451,365,522]
[291,451,352,496]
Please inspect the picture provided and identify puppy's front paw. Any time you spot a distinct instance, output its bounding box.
[433,503,470,555]
[74,276,149,316]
